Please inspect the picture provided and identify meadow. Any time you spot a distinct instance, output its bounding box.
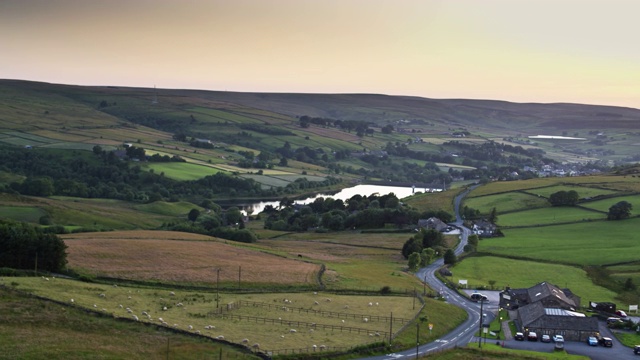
[578,193,640,213]
[483,218,640,267]
[496,206,604,227]
[141,162,224,181]
[448,256,619,304]
[462,192,549,214]
[0,286,258,360]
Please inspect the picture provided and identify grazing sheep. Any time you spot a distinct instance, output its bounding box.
[163,306,167,311]
[195,330,201,335]
[173,324,178,328]
[216,335,224,340]
[142,311,148,316]
[161,321,168,326]
[375,332,380,337]
[242,338,249,344]
[99,293,106,298]
[176,303,183,307]
[376,302,379,306]
[158,317,164,322]
[280,335,285,338]
[132,315,139,321]
[314,301,319,305]
[70,299,74,303]
[363,317,369,323]
[204,325,215,330]
[313,292,318,295]
[188,325,193,330]
[113,284,117,287]
[368,302,373,306]
[251,343,260,350]
[101,308,106,312]
[289,329,297,333]
[118,304,123,308]
[127,296,132,300]
[169,291,175,296]
[325,298,331,302]
[343,305,349,309]
[45,277,49,281]
[319,345,327,350]
[309,328,314,332]
[341,320,345,323]
[312,345,317,351]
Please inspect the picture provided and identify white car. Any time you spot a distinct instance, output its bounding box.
[553,335,564,342]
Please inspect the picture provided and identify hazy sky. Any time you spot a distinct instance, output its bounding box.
[1,0,639,108]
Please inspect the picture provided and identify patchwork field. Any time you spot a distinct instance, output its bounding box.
[63,231,320,286]
[448,256,619,304]
[462,192,549,214]
[496,206,605,227]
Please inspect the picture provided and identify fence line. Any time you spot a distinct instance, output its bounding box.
[209,300,410,325]
[210,312,389,338]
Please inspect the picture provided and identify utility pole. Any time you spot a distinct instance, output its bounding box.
[423,274,427,296]
[478,298,484,348]
[416,321,420,360]
[216,268,221,308]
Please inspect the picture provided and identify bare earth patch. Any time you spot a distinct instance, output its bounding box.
[64,231,319,285]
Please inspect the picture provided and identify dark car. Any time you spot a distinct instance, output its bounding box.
[541,334,551,343]
[634,345,640,355]
[527,332,538,341]
[599,337,613,347]
[514,332,525,341]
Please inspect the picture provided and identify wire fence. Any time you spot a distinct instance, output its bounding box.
[209,300,411,325]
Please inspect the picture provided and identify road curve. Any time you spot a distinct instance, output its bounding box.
[362,187,487,360]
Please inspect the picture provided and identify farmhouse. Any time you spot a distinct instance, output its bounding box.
[518,302,599,341]
[500,281,580,311]
[472,220,497,237]
[418,217,448,232]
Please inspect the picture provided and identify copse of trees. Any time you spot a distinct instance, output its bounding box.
[0,222,68,272]
[549,190,579,206]
[401,228,445,259]
[608,201,632,220]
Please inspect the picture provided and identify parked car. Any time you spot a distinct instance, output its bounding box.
[514,332,525,341]
[599,337,613,347]
[552,335,565,343]
[527,332,538,341]
[607,317,623,325]
[616,310,628,317]
[541,334,551,343]
[634,345,640,355]
[587,336,598,346]
[470,293,488,302]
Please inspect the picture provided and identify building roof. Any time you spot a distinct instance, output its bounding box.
[526,282,576,308]
[418,217,448,231]
[519,302,599,332]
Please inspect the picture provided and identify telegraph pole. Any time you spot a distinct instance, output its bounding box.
[216,268,221,308]
[478,298,484,348]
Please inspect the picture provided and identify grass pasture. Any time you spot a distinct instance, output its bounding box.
[63,231,321,287]
[141,162,223,181]
[0,286,257,360]
[483,218,640,266]
[579,193,640,213]
[448,256,619,304]
[0,206,47,223]
[134,201,201,217]
[6,277,418,352]
[462,192,549,214]
[522,184,620,199]
[496,206,604,227]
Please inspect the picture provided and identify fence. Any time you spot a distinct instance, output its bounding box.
[209,300,411,325]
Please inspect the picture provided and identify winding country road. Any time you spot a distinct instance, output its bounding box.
[363,187,492,360]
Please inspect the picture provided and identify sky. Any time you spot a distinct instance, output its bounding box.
[1,0,639,108]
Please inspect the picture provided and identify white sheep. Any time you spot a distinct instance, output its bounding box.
[313,291,318,295]
[314,301,319,305]
[242,338,249,344]
[132,315,139,321]
[99,293,106,298]
[375,332,380,337]
[343,305,349,309]
[289,329,297,333]
[163,306,168,311]
[325,298,331,302]
[158,317,164,322]
[113,284,117,287]
[188,325,193,330]
[70,299,74,303]
[216,335,224,340]
[45,277,49,281]
[376,302,379,306]
[142,311,148,316]
[118,304,123,308]
[368,302,373,306]
[169,291,175,296]
[312,345,317,351]
[341,320,345,323]
[251,343,260,350]
[195,330,201,335]
[319,345,327,350]
[127,296,132,300]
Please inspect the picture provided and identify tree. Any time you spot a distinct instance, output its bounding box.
[443,249,457,265]
[549,190,579,206]
[188,208,200,223]
[0,222,67,272]
[488,207,498,223]
[608,201,632,220]
[408,252,421,272]
[420,248,435,267]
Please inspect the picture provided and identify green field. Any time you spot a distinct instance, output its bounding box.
[449,256,619,304]
[134,201,202,217]
[483,218,640,266]
[463,192,549,214]
[522,185,620,199]
[142,162,223,181]
[579,194,640,213]
[497,206,604,227]
[0,206,47,223]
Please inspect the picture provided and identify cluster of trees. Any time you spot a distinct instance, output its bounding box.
[0,222,67,272]
[608,201,632,220]
[162,204,257,243]
[298,115,376,137]
[549,190,579,206]
[262,193,453,232]
[0,146,283,201]
[402,228,458,270]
